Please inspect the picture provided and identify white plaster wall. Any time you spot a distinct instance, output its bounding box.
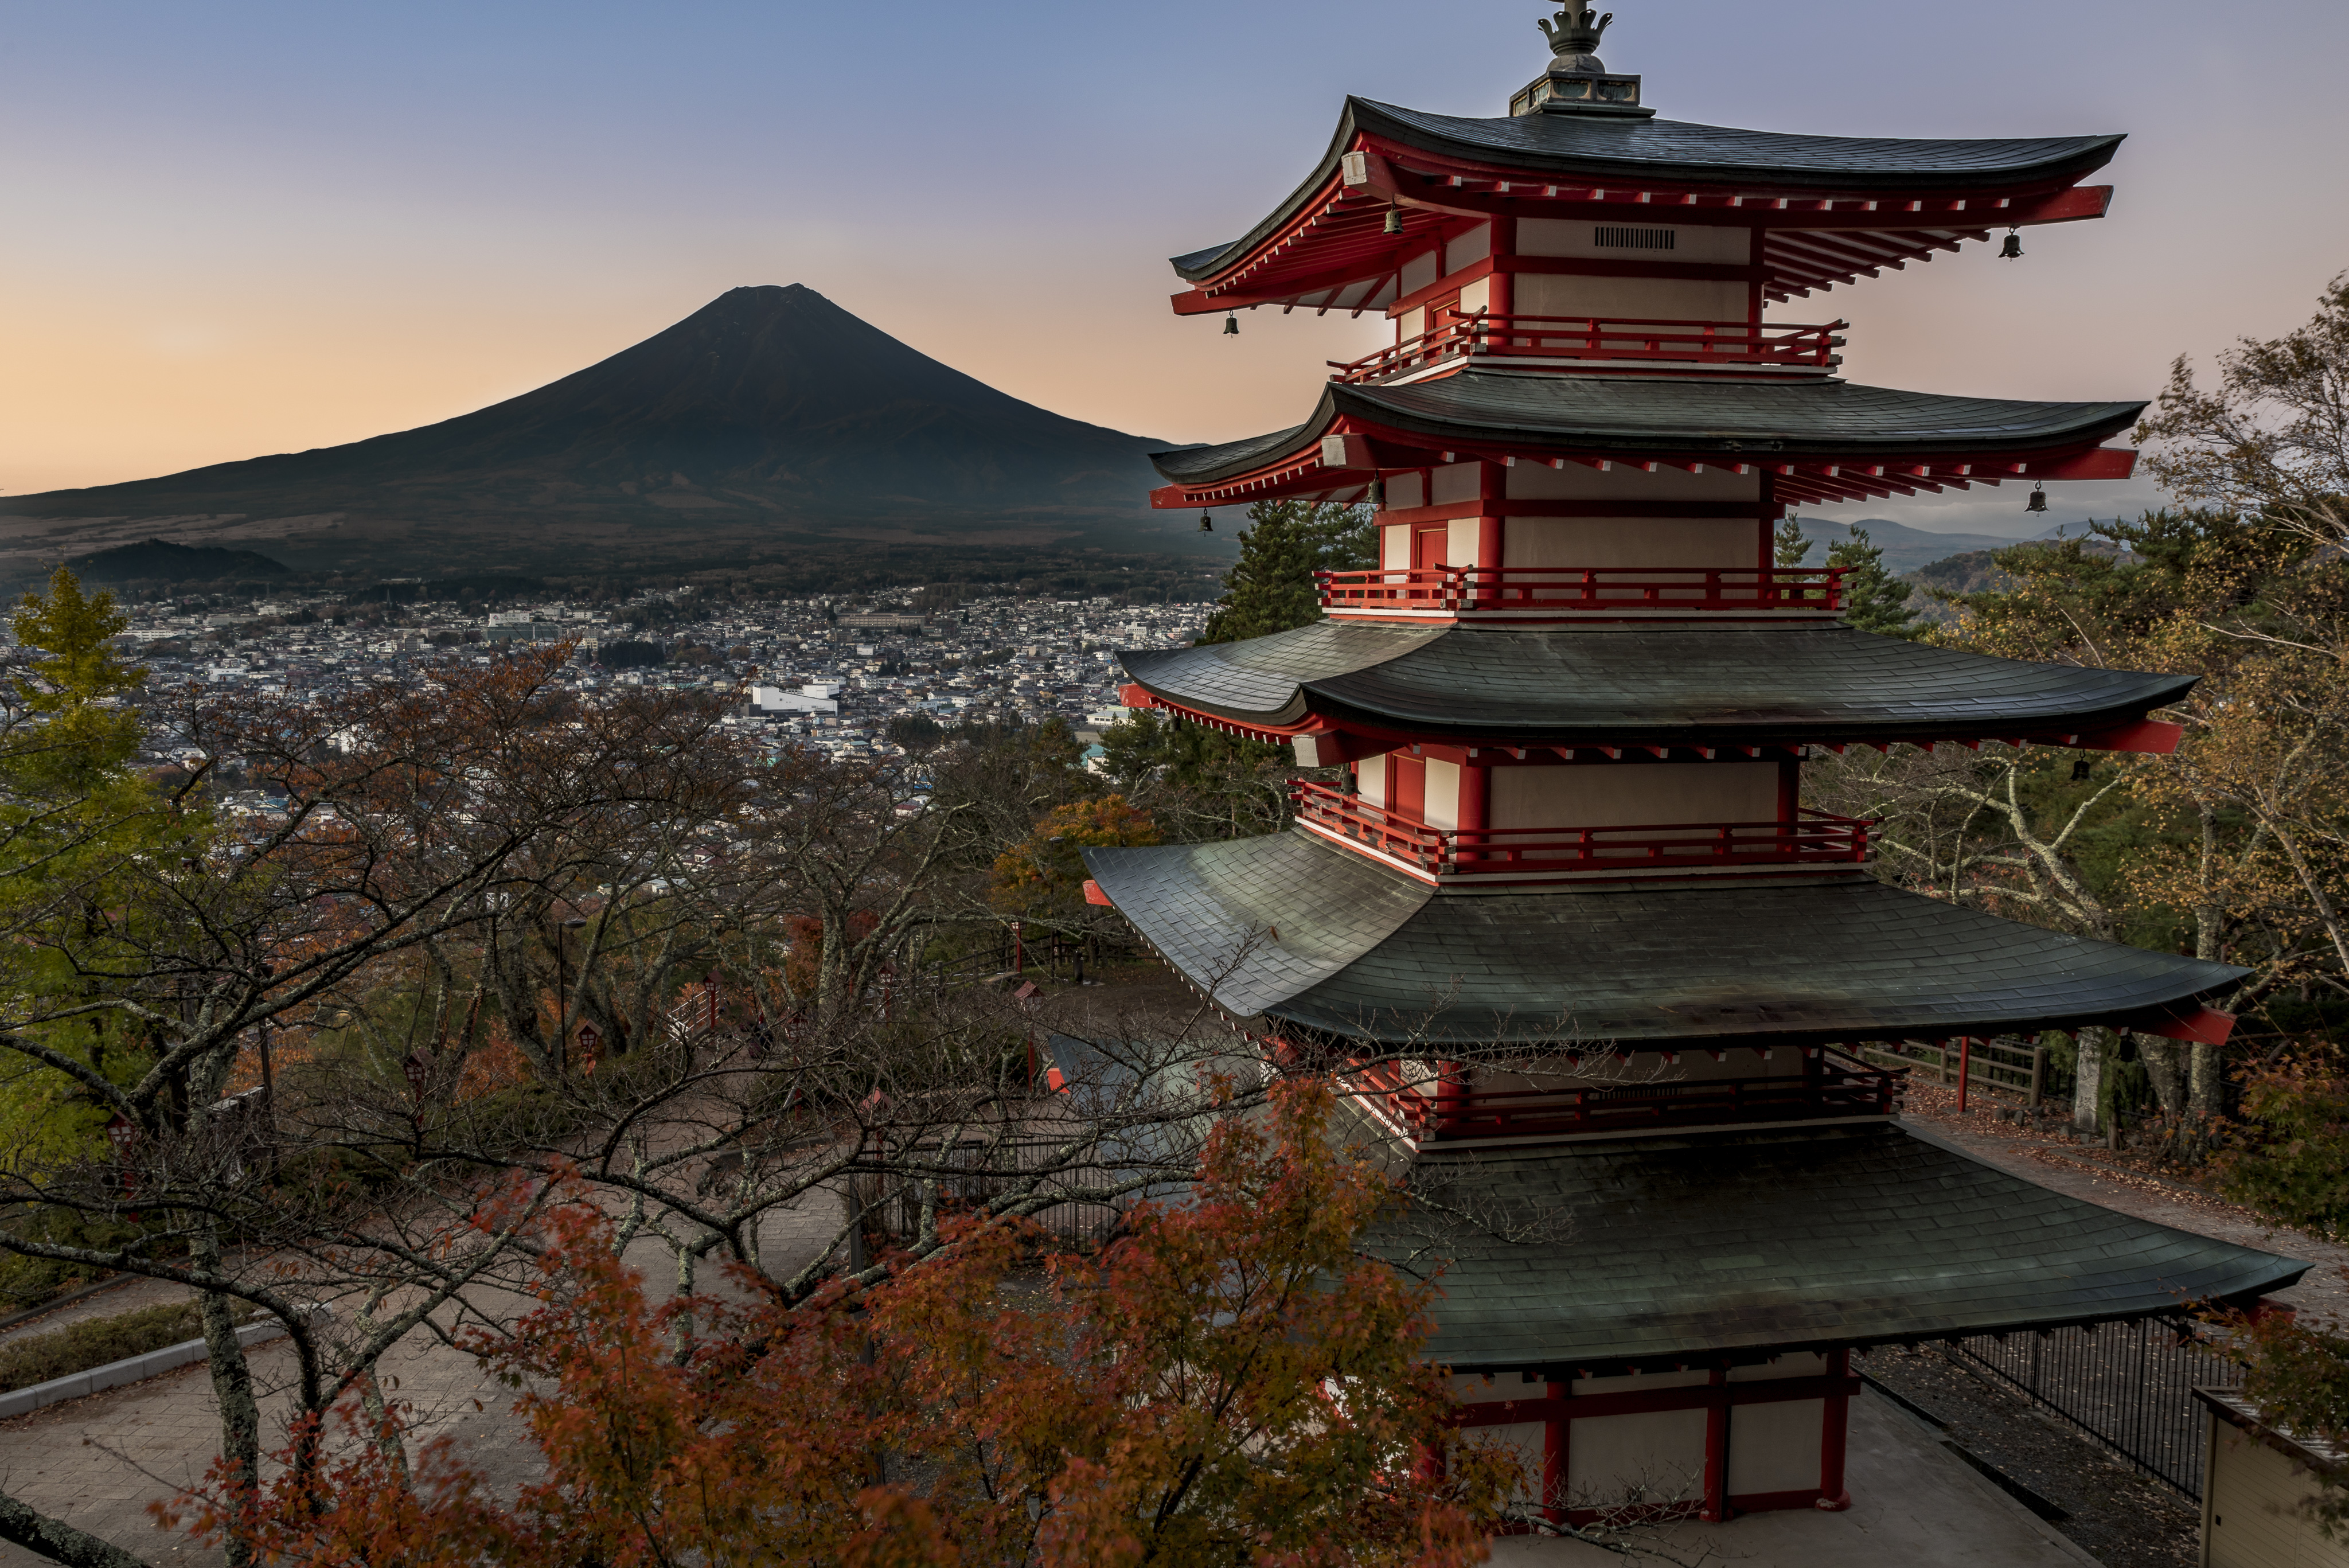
[1518,220,1751,264]
[1445,223,1493,275]
[1724,1399,1825,1496]
[1506,463,1758,502]
[1448,517,1482,568]
[1515,270,1747,325]
[1479,1421,1548,1511]
[1425,758,1462,830]
[1386,472,1426,509]
[1488,761,1778,830]
[1357,752,1387,808]
[1566,1410,1708,1507]
[1459,276,1491,315]
[1503,516,1757,571]
[1380,524,1411,571]
[1430,462,1483,505]
[1398,305,1426,342]
[1401,248,1441,296]
[1446,1370,1508,1402]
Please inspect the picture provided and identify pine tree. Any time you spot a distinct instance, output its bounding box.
[1195,501,1375,646]
[1825,525,1923,638]
[1773,513,1813,567]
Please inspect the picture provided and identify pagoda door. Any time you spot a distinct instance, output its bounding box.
[1389,755,1427,823]
[1413,527,1450,570]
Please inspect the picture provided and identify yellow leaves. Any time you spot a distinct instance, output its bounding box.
[986,795,1160,920]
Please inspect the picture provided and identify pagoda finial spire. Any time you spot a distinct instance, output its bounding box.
[1537,4,1613,71]
[1513,2,1650,116]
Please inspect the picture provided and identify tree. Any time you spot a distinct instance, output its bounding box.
[2138,271,2349,548]
[172,1081,1517,1568]
[1771,514,1811,569]
[1196,501,1374,646]
[988,795,1160,937]
[1095,711,1305,844]
[1824,526,1922,639]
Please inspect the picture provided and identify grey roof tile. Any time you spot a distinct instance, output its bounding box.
[1385,1124,2300,1369]
[1121,621,2194,743]
[1084,831,2244,1046]
[1150,371,2141,483]
[1173,98,2122,283]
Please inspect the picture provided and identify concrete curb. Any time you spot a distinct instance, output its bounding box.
[0,1313,311,1420]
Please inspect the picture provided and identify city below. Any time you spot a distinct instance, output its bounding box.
[80,587,1208,788]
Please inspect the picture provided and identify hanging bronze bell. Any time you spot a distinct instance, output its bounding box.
[1199,511,1213,532]
[1384,205,1404,236]
[1223,312,1239,336]
[2026,482,2048,514]
[2000,229,2024,260]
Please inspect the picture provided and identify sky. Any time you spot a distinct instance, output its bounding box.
[4,0,2344,538]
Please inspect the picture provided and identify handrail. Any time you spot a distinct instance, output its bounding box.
[1360,1060,1904,1140]
[1292,779,1874,876]
[1317,565,1848,614]
[1329,309,1847,384]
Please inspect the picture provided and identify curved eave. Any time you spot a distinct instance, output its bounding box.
[1150,375,2142,496]
[1172,96,2122,302]
[1083,833,2245,1049]
[1117,623,2198,745]
[1391,1124,2304,1371]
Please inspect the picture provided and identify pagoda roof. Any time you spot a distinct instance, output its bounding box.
[1118,622,2194,746]
[1172,98,2121,310]
[1150,371,2142,501]
[1082,831,2242,1048]
[1174,99,2122,285]
[1383,1123,2303,1371]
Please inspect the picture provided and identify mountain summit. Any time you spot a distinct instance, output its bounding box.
[3,286,1188,575]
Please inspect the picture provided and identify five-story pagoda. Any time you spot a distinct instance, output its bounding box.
[1084,4,2303,1532]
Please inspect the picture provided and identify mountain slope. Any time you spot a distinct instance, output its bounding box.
[1,286,1197,575]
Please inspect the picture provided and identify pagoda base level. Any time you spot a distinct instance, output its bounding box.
[1457,1349,1856,1532]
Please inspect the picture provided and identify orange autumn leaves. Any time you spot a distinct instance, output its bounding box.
[176,1082,1515,1566]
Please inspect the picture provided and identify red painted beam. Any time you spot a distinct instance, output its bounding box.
[2140,1005,2235,1046]
[2073,718,2184,754]
[2026,447,2138,481]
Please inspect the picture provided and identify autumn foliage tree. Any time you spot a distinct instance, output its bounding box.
[987,794,1160,938]
[173,1082,1517,1567]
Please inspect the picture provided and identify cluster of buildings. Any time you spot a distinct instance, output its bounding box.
[86,589,1208,772]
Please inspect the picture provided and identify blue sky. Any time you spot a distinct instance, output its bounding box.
[5,0,2344,536]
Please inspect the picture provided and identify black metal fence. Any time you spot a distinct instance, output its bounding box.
[1952,1317,2242,1499]
[850,1137,1148,1253]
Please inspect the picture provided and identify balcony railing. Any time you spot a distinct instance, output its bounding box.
[1317,565,1847,615]
[1329,310,1846,384]
[1350,1051,1903,1141]
[1293,779,1874,878]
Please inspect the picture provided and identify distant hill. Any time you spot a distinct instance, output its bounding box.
[1784,518,2026,575]
[52,537,288,586]
[0,286,1209,579]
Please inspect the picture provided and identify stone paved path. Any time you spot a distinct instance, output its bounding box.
[0,1187,846,1566]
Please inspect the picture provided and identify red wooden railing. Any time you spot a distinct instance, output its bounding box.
[1329,310,1846,384]
[1291,780,1874,877]
[1351,1051,1902,1141]
[1317,564,1847,614]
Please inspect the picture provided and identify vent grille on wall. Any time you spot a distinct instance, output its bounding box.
[1593,226,1677,250]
